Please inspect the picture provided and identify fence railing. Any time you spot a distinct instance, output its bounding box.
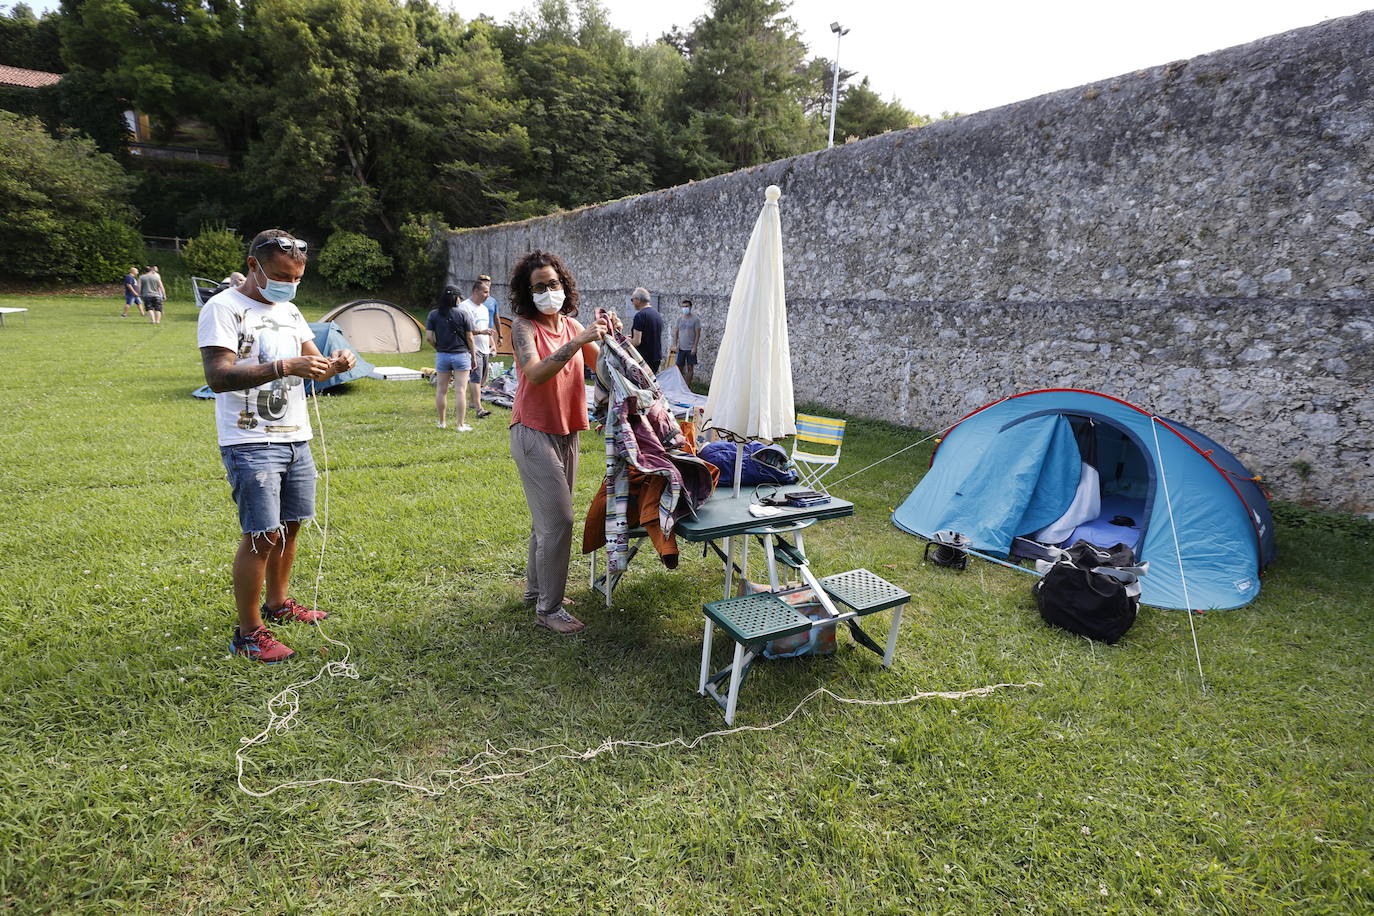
[143,235,187,253]
[128,142,229,166]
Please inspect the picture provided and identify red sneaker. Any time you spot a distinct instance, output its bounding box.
[262,597,329,625]
[231,625,297,663]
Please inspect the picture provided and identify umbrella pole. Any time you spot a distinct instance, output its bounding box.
[732,444,744,499]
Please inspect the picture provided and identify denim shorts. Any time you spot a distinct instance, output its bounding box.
[220,442,316,535]
[676,349,697,367]
[436,351,472,373]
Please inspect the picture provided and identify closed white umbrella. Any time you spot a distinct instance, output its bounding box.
[703,185,796,497]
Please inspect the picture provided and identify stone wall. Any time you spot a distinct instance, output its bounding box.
[450,12,1374,512]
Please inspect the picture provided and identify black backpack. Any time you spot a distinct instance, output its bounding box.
[1032,541,1148,644]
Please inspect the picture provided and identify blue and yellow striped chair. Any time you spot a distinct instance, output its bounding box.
[791,414,847,492]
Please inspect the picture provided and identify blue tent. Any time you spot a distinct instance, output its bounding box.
[305,322,374,394]
[893,389,1275,610]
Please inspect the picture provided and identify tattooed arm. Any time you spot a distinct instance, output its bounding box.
[200,347,332,392]
[512,316,604,386]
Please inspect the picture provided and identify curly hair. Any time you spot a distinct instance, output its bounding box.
[509,249,579,318]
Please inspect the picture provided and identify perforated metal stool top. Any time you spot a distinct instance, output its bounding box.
[819,568,910,615]
[703,592,812,647]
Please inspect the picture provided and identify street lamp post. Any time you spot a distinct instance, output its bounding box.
[827,21,850,148]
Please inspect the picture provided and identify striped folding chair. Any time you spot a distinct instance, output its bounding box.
[790,414,846,493]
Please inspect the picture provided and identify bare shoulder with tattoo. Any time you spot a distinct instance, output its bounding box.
[512,317,537,369]
[514,316,581,370]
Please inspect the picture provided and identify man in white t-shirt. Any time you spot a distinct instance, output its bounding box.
[458,277,499,420]
[197,229,356,664]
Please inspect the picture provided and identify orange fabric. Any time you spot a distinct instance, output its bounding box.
[583,472,678,566]
[582,460,722,566]
[677,419,699,454]
[511,316,593,435]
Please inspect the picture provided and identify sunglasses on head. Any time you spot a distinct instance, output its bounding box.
[253,237,308,254]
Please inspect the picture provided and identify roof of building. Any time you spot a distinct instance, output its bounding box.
[0,64,63,89]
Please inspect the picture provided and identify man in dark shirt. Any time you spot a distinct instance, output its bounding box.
[121,266,142,317]
[629,287,663,371]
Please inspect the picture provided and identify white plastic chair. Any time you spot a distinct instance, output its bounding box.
[790,414,846,492]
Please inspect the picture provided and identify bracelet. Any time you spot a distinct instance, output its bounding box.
[275,359,284,379]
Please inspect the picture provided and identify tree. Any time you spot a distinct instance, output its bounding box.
[0,110,140,281]
[834,76,927,142]
[247,0,530,236]
[670,0,810,178]
[0,4,64,71]
[510,38,652,209]
[57,0,256,157]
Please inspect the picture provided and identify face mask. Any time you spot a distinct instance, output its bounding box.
[254,263,298,303]
[533,288,565,314]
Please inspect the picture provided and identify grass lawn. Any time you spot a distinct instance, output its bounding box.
[1,292,1371,914]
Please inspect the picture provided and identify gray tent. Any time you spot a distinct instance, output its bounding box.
[318,299,425,353]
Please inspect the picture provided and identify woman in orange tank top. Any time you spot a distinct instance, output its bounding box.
[508,250,617,634]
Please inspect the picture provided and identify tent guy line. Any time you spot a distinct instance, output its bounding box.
[1149,417,1207,692]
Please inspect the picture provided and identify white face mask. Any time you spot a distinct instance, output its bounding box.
[254,262,298,303]
[533,288,565,314]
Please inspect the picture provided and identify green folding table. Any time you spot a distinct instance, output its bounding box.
[676,485,909,724]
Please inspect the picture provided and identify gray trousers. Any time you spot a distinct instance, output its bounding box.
[510,423,579,615]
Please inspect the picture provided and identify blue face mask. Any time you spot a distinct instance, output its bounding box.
[254,262,298,303]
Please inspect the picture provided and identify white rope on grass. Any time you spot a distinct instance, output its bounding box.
[238,679,1043,798]
[1149,417,1208,692]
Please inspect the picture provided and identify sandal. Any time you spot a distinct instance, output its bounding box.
[535,608,586,634]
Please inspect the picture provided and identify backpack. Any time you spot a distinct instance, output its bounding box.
[1032,540,1148,644]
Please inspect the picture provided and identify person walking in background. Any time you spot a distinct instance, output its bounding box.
[479,273,502,352]
[629,287,663,372]
[673,298,702,385]
[139,266,166,325]
[121,266,142,318]
[459,278,498,420]
[426,285,476,431]
[508,250,615,634]
[198,229,356,663]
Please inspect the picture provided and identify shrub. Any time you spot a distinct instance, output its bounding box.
[395,212,449,305]
[0,110,138,282]
[316,230,393,290]
[182,225,245,280]
[67,219,145,283]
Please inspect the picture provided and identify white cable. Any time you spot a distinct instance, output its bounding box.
[235,389,359,798]
[1150,418,1207,692]
[238,680,1042,798]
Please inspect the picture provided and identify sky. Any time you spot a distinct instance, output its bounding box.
[14,0,1372,116]
[446,0,1371,117]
